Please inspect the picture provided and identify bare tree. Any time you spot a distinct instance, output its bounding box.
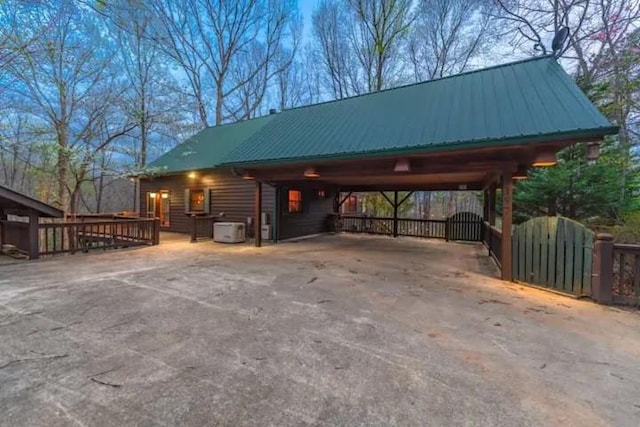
[148,0,299,126]
[408,0,493,81]
[348,0,414,91]
[4,1,132,212]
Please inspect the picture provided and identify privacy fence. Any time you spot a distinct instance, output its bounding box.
[483,216,640,306]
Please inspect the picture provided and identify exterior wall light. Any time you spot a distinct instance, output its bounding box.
[188,172,196,179]
[532,152,557,167]
[149,192,157,198]
[393,158,411,173]
[242,172,254,180]
[513,167,528,180]
[304,167,320,178]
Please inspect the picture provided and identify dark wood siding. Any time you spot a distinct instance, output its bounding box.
[278,186,337,240]
[140,169,275,235]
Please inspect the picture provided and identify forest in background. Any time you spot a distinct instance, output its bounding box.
[0,0,638,235]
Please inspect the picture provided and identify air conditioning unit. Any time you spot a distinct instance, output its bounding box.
[261,224,272,240]
[213,222,246,243]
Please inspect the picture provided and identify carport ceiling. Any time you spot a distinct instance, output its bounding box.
[244,141,569,191]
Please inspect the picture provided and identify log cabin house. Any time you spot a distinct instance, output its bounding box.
[140,55,617,272]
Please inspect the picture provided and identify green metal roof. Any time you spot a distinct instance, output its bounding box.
[147,114,274,173]
[220,56,617,166]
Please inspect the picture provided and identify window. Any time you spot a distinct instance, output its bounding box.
[288,189,302,213]
[342,195,358,214]
[184,188,210,214]
[189,189,205,212]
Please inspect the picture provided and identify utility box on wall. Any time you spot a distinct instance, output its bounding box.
[261,224,272,240]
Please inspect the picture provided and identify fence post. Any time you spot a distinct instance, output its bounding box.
[152,218,160,245]
[190,214,197,243]
[592,233,614,304]
[28,211,40,260]
[445,218,450,242]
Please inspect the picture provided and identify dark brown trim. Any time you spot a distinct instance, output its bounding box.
[501,171,513,281]
[255,181,262,247]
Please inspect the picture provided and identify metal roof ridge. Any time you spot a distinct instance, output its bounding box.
[203,113,273,129]
[280,54,556,114]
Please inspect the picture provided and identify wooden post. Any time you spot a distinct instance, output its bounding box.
[393,191,398,237]
[482,189,489,221]
[255,181,262,247]
[28,210,39,260]
[273,186,280,243]
[488,184,496,226]
[0,207,5,246]
[592,233,614,304]
[152,218,160,245]
[501,172,513,281]
[190,214,197,243]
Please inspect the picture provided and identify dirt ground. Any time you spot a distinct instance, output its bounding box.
[1,233,639,426]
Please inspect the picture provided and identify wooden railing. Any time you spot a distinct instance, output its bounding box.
[39,218,159,256]
[397,218,446,239]
[338,215,483,241]
[190,215,216,242]
[483,222,502,267]
[612,243,640,305]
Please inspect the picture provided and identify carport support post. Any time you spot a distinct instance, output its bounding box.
[255,181,262,247]
[501,172,513,281]
[27,210,39,260]
[393,191,398,237]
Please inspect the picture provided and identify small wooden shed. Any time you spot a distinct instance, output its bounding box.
[0,185,64,259]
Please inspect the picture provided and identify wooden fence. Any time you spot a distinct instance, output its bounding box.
[39,218,159,256]
[338,213,483,242]
[611,243,640,305]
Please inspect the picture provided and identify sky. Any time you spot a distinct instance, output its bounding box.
[298,0,321,41]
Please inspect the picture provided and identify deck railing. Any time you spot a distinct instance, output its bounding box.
[483,222,503,267]
[190,215,216,242]
[338,215,483,242]
[39,218,159,256]
[611,243,640,305]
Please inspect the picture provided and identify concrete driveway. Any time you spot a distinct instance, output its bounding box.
[1,234,639,426]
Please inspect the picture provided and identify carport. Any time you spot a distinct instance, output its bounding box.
[218,56,617,280]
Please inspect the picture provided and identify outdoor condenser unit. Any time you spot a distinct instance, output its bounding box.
[213,222,246,243]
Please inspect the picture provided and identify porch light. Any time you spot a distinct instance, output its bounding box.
[161,193,169,199]
[393,158,411,173]
[587,142,600,163]
[532,152,557,167]
[149,192,157,198]
[513,167,528,180]
[304,167,320,178]
[242,172,254,180]
[188,171,196,179]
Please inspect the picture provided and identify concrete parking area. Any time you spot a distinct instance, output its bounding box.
[1,233,639,426]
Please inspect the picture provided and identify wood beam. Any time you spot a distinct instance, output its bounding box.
[255,181,262,247]
[501,171,513,281]
[397,191,414,208]
[28,210,39,260]
[393,191,398,238]
[379,191,394,207]
[249,161,519,182]
[337,191,353,207]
